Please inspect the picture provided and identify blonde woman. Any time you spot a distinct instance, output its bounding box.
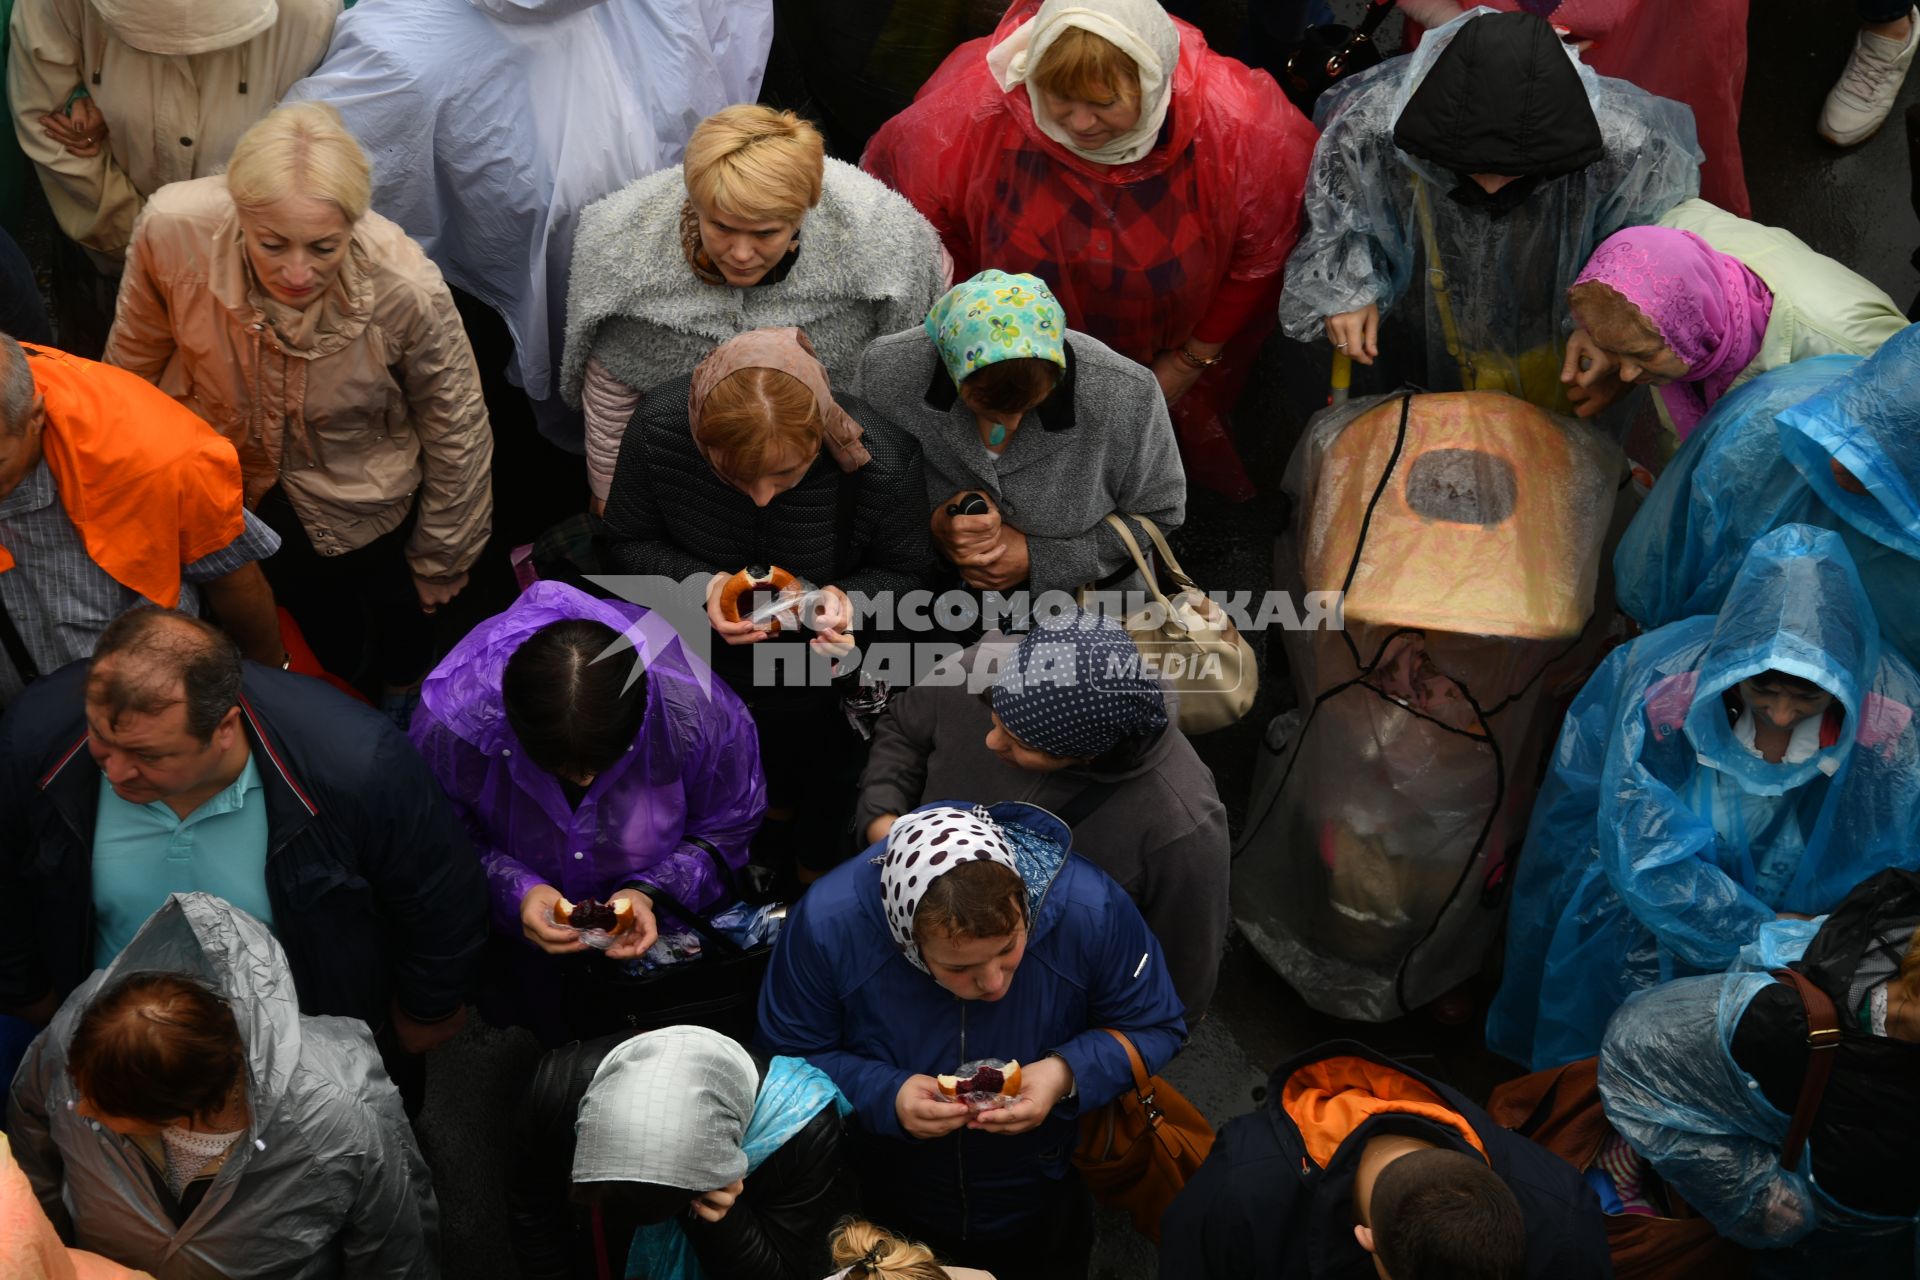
[823,1220,995,1280]
[103,101,493,719]
[561,104,946,513]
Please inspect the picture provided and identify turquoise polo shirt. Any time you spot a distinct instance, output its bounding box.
[92,753,274,968]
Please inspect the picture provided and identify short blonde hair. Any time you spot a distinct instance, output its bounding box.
[225,101,372,222]
[1031,25,1143,106]
[683,105,825,224]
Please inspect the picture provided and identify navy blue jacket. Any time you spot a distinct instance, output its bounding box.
[0,659,488,1027]
[1159,1041,1611,1280]
[756,801,1187,1243]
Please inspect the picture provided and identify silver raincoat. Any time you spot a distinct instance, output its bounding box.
[5,893,439,1278]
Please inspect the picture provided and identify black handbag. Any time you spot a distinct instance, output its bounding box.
[1281,0,1396,114]
[561,841,780,1044]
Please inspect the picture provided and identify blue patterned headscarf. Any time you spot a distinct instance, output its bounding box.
[991,610,1169,759]
[924,270,1068,386]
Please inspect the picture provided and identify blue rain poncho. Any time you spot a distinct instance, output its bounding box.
[283,0,774,446]
[1600,907,1920,1260]
[1487,524,1920,1069]
[1277,7,1700,410]
[1615,324,1920,669]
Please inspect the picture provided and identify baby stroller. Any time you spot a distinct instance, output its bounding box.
[1235,389,1624,1020]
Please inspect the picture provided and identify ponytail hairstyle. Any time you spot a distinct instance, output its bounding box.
[828,1219,949,1280]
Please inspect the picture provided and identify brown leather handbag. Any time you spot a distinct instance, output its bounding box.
[1071,1028,1215,1243]
[1487,1058,1753,1280]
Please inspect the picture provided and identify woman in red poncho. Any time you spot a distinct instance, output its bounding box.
[861,0,1317,500]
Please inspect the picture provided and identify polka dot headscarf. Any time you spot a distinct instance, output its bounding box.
[990,609,1170,760]
[879,805,1020,973]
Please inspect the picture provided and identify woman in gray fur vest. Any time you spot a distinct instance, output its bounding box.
[562,104,947,513]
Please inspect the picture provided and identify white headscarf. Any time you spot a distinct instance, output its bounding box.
[570,1026,759,1188]
[878,806,1020,973]
[984,0,1181,167]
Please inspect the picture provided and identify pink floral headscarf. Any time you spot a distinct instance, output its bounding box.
[1571,226,1774,438]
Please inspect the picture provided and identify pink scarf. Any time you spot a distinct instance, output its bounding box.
[1572,226,1773,438]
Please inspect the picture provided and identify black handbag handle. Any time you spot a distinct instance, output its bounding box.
[626,838,767,959]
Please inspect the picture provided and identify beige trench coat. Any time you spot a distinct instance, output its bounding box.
[103,175,493,581]
[5,0,337,260]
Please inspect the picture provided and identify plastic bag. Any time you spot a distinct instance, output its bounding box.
[1234,390,1622,1021]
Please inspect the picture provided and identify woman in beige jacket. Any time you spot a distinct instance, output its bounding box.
[103,101,493,712]
[7,0,338,264]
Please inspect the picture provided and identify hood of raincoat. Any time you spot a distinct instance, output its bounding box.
[1683,524,1875,795]
[417,580,713,757]
[1391,9,1605,179]
[92,0,277,55]
[1775,322,1920,563]
[11,893,438,1277]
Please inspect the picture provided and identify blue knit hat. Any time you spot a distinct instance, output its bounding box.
[990,610,1169,760]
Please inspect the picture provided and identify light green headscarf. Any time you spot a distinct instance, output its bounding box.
[923,270,1068,386]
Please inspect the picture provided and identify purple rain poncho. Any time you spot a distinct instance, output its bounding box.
[409,581,767,938]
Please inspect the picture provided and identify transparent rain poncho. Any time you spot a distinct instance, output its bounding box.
[5,894,437,1278]
[1278,7,1700,411]
[1489,524,1920,1069]
[1600,873,1920,1258]
[1234,389,1623,1020]
[1616,325,1920,670]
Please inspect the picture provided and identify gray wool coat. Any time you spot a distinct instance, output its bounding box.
[559,157,946,405]
[852,638,1230,1016]
[853,328,1187,598]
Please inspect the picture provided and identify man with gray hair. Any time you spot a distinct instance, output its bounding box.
[0,335,283,706]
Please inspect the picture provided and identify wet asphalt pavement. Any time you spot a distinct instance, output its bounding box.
[4,1,1891,1274]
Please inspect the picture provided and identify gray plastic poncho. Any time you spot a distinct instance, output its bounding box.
[1277,7,1701,410]
[5,894,439,1279]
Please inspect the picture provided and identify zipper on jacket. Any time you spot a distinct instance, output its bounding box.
[956,999,970,1240]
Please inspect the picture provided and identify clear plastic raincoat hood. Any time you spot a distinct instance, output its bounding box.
[1616,324,1920,668]
[1278,6,1700,410]
[1489,525,1920,1069]
[5,894,439,1278]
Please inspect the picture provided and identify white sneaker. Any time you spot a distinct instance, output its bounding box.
[1821,7,1920,146]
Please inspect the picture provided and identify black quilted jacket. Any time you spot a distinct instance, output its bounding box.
[600,373,935,601]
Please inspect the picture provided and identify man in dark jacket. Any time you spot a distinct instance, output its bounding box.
[1160,1041,1610,1280]
[509,1025,856,1280]
[0,607,486,1088]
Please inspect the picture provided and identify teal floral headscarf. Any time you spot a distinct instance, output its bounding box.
[924,270,1068,386]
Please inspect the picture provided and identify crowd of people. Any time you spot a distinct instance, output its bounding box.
[2,0,1919,1277]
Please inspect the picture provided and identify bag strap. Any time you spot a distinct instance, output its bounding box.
[0,589,40,686]
[625,838,755,957]
[1409,174,1474,390]
[1771,968,1841,1173]
[1098,514,1171,610]
[1097,1026,1154,1099]
[1118,513,1199,594]
[1054,779,1120,828]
